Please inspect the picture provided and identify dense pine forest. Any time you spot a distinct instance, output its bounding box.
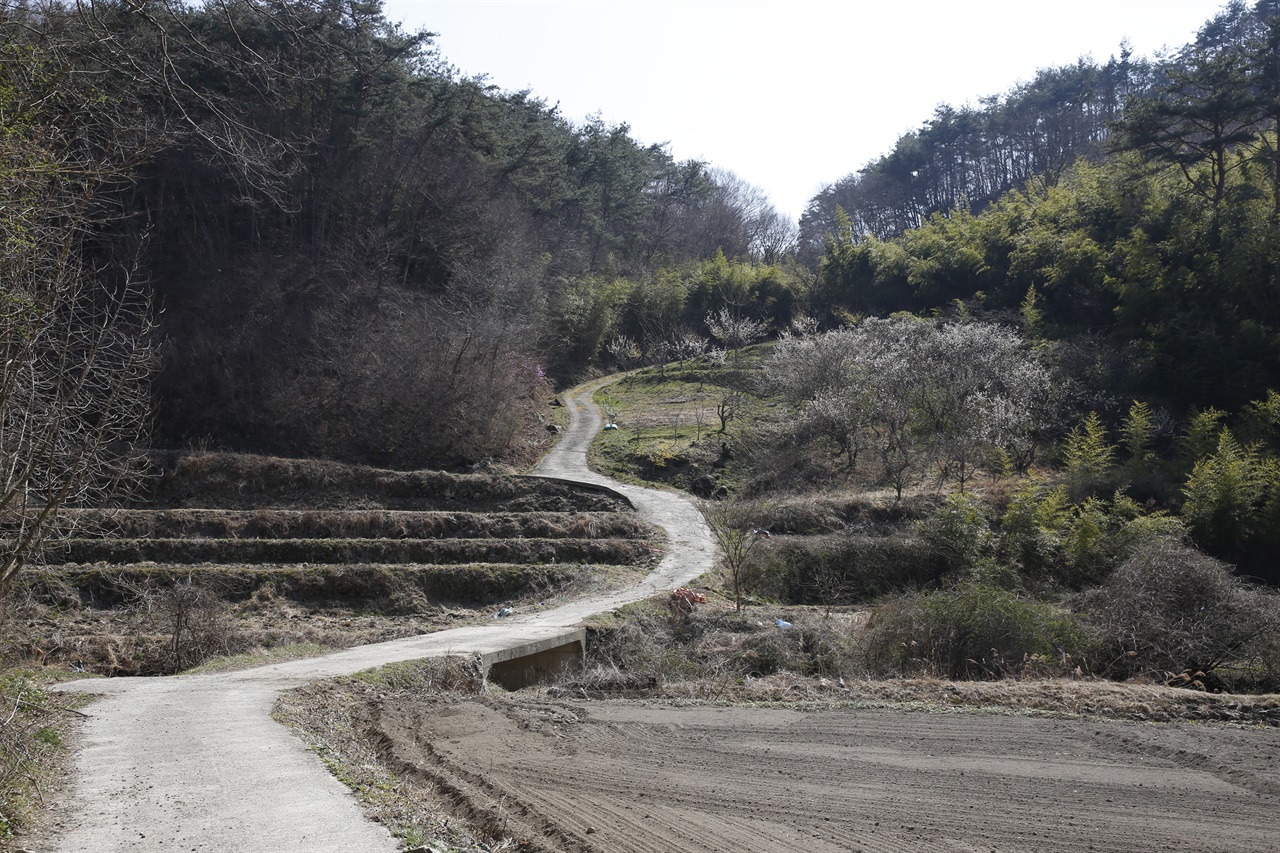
[2,0,795,475]
[10,0,1280,594]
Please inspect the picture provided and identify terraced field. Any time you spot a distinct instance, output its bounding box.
[19,452,662,676]
[34,377,716,853]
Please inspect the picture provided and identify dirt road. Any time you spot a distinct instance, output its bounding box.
[45,379,715,853]
[380,698,1280,853]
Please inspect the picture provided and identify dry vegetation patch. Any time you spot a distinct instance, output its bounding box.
[552,673,1280,725]
[9,450,658,679]
[49,535,655,567]
[0,652,89,844]
[572,598,1280,724]
[12,562,647,677]
[274,658,496,852]
[59,509,651,541]
[148,451,629,512]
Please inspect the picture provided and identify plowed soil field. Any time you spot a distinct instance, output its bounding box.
[378,698,1280,853]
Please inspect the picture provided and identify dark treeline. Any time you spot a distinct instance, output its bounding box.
[2,0,794,469]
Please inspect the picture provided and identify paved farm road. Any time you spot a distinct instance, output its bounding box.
[48,377,715,853]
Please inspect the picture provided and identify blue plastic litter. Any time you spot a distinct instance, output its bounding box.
[775,618,792,628]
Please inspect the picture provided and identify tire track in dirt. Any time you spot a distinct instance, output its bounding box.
[43,376,716,853]
[379,698,1280,853]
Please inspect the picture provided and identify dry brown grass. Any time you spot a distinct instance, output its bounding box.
[9,589,432,678]
[0,668,87,842]
[639,674,1280,724]
[146,451,628,512]
[59,509,653,542]
[12,561,647,677]
[567,598,1280,724]
[1,599,88,842]
[15,448,659,679]
[747,488,940,534]
[50,535,657,567]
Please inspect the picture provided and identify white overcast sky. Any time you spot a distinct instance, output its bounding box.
[381,0,1230,222]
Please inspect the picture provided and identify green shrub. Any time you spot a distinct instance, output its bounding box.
[752,533,949,605]
[918,492,993,572]
[998,483,1187,588]
[862,582,1095,679]
[999,481,1071,577]
[1180,430,1277,561]
[1061,412,1117,501]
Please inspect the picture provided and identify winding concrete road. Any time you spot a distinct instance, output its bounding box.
[49,377,715,853]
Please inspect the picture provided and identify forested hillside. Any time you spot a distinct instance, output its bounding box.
[14,0,1280,585]
[798,52,1146,253]
[2,0,796,470]
[779,0,1280,584]
[800,1,1280,259]
[809,1,1280,416]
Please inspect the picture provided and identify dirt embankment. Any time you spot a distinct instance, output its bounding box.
[10,447,662,678]
[373,694,1280,853]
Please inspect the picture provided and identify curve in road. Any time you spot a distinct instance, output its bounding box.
[50,376,715,853]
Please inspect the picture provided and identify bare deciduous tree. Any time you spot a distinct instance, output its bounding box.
[0,38,156,592]
[702,498,770,611]
[717,393,743,433]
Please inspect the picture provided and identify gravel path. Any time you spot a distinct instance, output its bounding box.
[47,377,715,853]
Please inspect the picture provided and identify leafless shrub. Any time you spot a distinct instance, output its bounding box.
[551,663,659,698]
[743,432,844,493]
[727,630,790,677]
[127,577,247,674]
[584,612,704,683]
[1085,541,1280,691]
[579,602,861,690]
[702,498,774,610]
[269,289,549,470]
